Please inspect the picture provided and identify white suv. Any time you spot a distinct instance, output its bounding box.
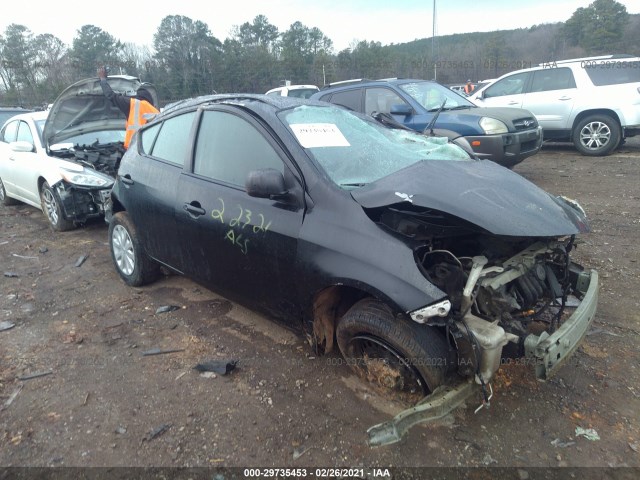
[469,55,640,156]
[265,84,319,99]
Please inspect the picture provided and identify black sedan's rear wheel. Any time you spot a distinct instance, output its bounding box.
[109,211,160,286]
[40,181,74,231]
[0,177,19,206]
[336,298,453,403]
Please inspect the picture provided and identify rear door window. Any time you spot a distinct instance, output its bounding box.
[529,68,576,92]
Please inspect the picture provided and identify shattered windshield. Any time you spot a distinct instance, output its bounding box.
[279,105,471,188]
[399,81,475,111]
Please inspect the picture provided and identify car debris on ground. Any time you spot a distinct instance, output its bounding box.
[141,347,185,357]
[155,305,181,314]
[193,360,238,375]
[575,427,600,441]
[142,424,171,444]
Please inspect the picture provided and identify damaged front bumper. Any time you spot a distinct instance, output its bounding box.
[525,268,599,380]
[367,379,477,446]
[367,268,598,446]
[54,180,112,224]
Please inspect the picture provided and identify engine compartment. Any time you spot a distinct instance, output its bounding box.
[51,141,125,178]
[372,203,589,383]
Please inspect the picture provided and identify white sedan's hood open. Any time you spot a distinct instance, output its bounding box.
[43,75,158,150]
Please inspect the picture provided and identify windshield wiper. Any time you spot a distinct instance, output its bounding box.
[424,99,447,135]
[339,182,367,188]
[445,105,472,110]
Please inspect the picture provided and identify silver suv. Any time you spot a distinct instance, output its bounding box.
[469,55,640,156]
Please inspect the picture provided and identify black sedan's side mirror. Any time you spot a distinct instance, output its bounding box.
[245,168,288,199]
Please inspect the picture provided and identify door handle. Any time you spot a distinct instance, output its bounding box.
[558,96,572,101]
[184,203,206,216]
[9,156,16,161]
[507,101,519,105]
[121,174,134,185]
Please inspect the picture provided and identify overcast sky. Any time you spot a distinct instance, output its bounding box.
[2,0,638,52]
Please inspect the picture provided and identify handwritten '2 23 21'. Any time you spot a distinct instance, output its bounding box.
[210,198,272,254]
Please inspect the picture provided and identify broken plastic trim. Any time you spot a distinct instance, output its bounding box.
[409,299,451,323]
[367,379,476,447]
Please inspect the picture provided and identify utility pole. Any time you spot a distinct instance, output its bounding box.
[432,0,437,81]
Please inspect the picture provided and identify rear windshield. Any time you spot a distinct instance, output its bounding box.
[287,88,319,99]
[584,61,640,86]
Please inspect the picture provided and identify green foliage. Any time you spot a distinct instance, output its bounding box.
[153,15,222,101]
[563,0,629,53]
[1,11,639,108]
[69,25,122,77]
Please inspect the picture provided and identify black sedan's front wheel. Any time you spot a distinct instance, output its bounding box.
[109,211,160,286]
[40,181,74,231]
[336,298,453,403]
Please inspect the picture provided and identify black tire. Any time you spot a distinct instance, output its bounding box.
[0,177,19,206]
[40,181,75,231]
[109,211,160,286]
[572,115,621,156]
[336,298,453,401]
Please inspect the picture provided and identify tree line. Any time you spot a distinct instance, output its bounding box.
[0,0,637,108]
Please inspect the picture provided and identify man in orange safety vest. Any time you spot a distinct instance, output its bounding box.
[97,66,159,149]
[464,79,475,95]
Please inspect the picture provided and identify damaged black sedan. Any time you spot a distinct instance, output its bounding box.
[108,95,598,444]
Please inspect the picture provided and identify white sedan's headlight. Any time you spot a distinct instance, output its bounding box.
[59,169,112,187]
[479,117,508,135]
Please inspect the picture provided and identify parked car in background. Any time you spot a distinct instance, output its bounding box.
[469,55,640,156]
[448,84,467,95]
[0,75,156,231]
[0,106,33,127]
[310,78,542,168]
[265,84,319,99]
[108,94,598,443]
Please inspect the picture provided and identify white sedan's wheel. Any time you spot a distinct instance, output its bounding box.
[40,181,74,231]
[0,177,19,206]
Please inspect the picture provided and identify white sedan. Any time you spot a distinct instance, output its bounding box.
[0,111,115,231]
[0,74,156,231]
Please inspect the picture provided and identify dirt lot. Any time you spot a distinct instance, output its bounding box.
[1,138,639,473]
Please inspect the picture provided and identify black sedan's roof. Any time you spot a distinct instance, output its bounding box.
[160,93,322,119]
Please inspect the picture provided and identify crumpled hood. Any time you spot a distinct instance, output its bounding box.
[351,160,590,237]
[43,76,158,151]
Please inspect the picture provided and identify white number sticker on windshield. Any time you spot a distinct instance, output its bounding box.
[290,123,350,148]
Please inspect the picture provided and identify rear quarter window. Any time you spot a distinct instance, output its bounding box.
[325,89,362,112]
[148,112,196,165]
[140,123,161,154]
[585,62,640,86]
